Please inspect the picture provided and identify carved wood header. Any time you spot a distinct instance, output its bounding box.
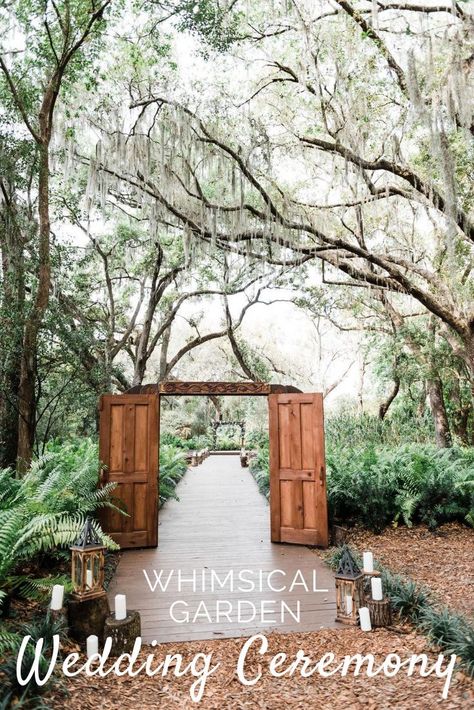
[125,381,302,396]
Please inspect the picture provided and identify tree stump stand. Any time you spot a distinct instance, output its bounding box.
[330,524,348,546]
[240,451,248,467]
[49,608,68,627]
[104,610,141,656]
[367,598,392,627]
[68,592,110,644]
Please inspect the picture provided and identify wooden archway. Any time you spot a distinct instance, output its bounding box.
[99,382,328,550]
[209,420,245,449]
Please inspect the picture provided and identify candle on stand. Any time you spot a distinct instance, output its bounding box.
[115,594,127,620]
[345,595,353,616]
[86,635,99,658]
[359,607,372,632]
[363,551,374,573]
[86,569,93,588]
[371,577,383,601]
[50,584,64,611]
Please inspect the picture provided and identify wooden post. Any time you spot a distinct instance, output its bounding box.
[104,610,141,655]
[68,593,110,644]
[367,598,392,627]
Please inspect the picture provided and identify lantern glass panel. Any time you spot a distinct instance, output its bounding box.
[93,554,100,584]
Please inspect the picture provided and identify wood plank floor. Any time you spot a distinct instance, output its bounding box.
[108,454,337,643]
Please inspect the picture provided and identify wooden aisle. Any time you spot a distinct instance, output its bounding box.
[108,454,336,643]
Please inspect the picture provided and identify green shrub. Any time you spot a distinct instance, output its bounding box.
[382,571,431,622]
[418,607,463,652]
[245,430,269,450]
[159,445,188,505]
[213,435,240,450]
[0,612,67,708]
[325,411,434,448]
[249,441,269,497]
[326,444,474,532]
[160,433,211,451]
[0,439,118,611]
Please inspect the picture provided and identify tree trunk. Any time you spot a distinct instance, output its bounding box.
[0,222,25,469]
[467,324,474,401]
[378,376,400,420]
[17,143,51,469]
[417,382,426,418]
[159,325,171,380]
[427,377,452,448]
[450,377,471,445]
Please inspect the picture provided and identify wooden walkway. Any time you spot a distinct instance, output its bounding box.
[108,455,336,643]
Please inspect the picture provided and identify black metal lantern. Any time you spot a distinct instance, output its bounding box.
[335,546,364,625]
[70,517,106,600]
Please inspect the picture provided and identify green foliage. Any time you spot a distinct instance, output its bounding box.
[325,411,435,448]
[213,434,241,451]
[160,432,211,451]
[159,445,188,505]
[0,440,119,611]
[174,1,242,54]
[249,438,270,498]
[0,612,67,708]
[247,432,474,532]
[245,430,269,450]
[382,572,431,623]
[327,444,474,532]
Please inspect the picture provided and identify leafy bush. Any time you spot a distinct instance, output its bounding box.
[160,432,211,451]
[247,435,473,532]
[249,440,270,497]
[0,612,67,708]
[213,435,240,450]
[325,411,434,448]
[159,445,188,505]
[245,430,269,450]
[382,572,431,623]
[0,439,118,611]
[327,444,473,531]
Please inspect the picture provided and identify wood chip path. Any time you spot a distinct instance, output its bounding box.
[108,454,336,643]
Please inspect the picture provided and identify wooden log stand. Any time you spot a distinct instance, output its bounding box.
[240,451,248,467]
[104,610,141,656]
[367,598,392,627]
[68,592,110,644]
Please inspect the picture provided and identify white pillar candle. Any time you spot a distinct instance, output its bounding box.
[359,607,372,631]
[86,635,99,658]
[345,595,353,615]
[363,551,374,573]
[371,577,383,601]
[115,594,127,620]
[50,584,64,611]
[86,570,93,588]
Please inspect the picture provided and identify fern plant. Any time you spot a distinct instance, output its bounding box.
[159,444,188,505]
[0,439,120,612]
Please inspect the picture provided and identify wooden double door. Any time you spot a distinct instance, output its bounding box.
[99,390,328,549]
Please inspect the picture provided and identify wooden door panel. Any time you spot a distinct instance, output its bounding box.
[269,393,328,547]
[99,394,158,549]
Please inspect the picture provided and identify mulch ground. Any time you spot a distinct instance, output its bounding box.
[35,524,474,708]
[344,523,474,617]
[48,626,473,709]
